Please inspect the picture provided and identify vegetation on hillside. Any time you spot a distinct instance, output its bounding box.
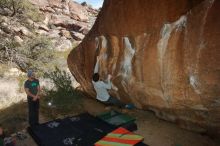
[41,67,83,119]
[0,0,84,134]
[0,0,43,21]
[0,36,56,74]
[0,0,49,73]
[0,68,84,134]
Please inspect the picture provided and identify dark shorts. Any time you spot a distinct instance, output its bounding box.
[103,97,125,108]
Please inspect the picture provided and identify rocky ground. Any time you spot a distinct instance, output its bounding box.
[84,98,220,146]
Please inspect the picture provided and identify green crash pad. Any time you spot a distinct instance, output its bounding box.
[97,110,136,126]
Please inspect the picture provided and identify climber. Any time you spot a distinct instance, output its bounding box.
[24,70,41,127]
[92,56,129,108]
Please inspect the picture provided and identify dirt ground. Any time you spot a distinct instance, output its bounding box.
[84,98,219,146]
[13,97,220,146]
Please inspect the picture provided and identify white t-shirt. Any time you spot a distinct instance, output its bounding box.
[92,80,111,102]
[92,57,112,101]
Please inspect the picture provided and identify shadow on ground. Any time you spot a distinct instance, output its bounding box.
[0,94,219,146]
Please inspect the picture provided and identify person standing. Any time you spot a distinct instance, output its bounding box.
[24,70,40,127]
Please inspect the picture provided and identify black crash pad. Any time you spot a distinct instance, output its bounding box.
[28,113,148,146]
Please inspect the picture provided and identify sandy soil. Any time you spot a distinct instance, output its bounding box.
[14,97,219,146]
[83,98,219,146]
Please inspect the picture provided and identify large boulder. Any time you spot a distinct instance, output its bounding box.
[68,0,220,137]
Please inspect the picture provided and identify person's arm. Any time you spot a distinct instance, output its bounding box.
[103,75,118,91]
[101,75,112,89]
[36,85,40,99]
[24,81,36,99]
[94,56,100,73]
[24,88,37,100]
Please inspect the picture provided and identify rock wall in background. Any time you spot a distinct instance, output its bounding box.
[0,0,95,109]
[68,0,220,136]
[29,0,98,37]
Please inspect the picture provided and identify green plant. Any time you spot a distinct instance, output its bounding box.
[0,38,19,64]
[0,0,43,20]
[17,36,56,74]
[24,4,44,22]
[0,0,26,16]
[41,67,83,118]
[0,35,56,75]
[44,67,73,91]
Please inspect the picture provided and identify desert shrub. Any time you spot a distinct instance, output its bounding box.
[0,0,43,21]
[0,35,55,74]
[18,36,56,75]
[23,4,44,22]
[41,67,83,118]
[0,34,58,76]
[0,0,20,16]
[0,38,19,64]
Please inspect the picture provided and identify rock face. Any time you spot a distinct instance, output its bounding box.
[68,0,220,137]
[0,0,98,52]
[30,0,98,43]
[29,0,98,31]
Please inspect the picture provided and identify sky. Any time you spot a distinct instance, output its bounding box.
[74,0,104,9]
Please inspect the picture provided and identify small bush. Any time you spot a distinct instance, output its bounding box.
[24,4,44,22]
[0,38,19,65]
[41,67,83,118]
[0,0,43,21]
[0,35,56,75]
[17,36,56,75]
